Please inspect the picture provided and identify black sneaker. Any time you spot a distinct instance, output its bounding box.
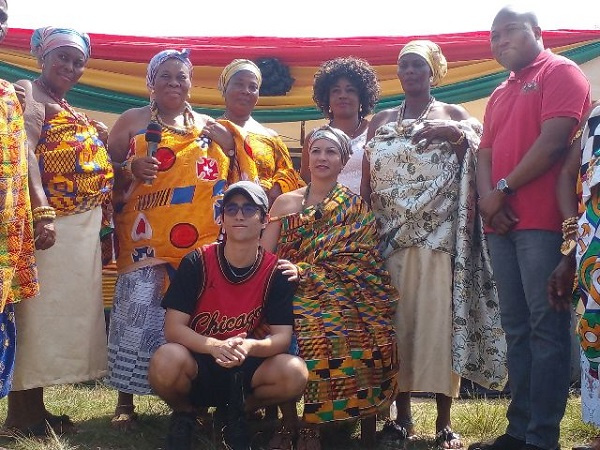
[221,370,251,450]
[166,411,196,450]
[468,434,525,450]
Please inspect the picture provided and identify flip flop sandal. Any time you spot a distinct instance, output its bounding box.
[379,418,414,441]
[436,427,464,450]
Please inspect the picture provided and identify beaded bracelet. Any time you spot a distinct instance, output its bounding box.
[448,130,465,146]
[32,206,56,222]
[560,216,578,256]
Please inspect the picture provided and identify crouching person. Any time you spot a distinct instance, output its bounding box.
[149,181,308,450]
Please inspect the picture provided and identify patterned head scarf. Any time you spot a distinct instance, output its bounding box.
[218,59,262,93]
[146,49,192,88]
[398,40,448,86]
[307,125,352,167]
[31,26,91,62]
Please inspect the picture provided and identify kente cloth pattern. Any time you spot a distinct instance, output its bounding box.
[106,265,167,395]
[114,121,258,273]
[367,117,507,389]
[0,305,16,398]
[36,109,113,215]
[274,183,398,424]
[576,106,600,372]
[221,121,299,193]
[0,80,38,310]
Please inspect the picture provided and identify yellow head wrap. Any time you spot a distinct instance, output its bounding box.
[218,59,263,93]
[398,40,448,86]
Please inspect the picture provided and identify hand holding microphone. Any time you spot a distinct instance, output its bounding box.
[143,122,162,186]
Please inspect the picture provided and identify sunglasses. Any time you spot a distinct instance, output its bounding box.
[223,203,262,218]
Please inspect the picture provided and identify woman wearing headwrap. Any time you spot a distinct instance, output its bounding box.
[219,59,300,207]
[261,125,398,450]
[362,40,505,449]
[105,49,257,430]
[5,26,114,436]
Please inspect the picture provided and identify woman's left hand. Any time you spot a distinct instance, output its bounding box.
[203,119,235,154]
[34,219,56,250]
[412,122,462,149]
[91,119,109,146]
[277,259,300,282]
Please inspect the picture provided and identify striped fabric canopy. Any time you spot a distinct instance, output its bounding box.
[1,28,599,122]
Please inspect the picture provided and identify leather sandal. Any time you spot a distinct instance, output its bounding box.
[436,427,464,449]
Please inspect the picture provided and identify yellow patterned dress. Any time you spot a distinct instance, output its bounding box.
[272,183,398,424]
[0,80,38,396]
[12,107,114,390]
[221,121,300,194]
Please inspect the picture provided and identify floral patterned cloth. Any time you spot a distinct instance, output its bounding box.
[366,116,507,389]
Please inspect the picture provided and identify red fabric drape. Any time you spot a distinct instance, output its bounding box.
[4,29,600,65]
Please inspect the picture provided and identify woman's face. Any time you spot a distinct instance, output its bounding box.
[224,70,260,116]
[152,58,192,109]
[328,76,360,120]
[42,46,86,93]
[308,138,343,180]
[397,53,432,94]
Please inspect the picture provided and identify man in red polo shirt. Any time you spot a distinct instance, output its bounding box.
[149,181,308,450]
[470,6,590,450]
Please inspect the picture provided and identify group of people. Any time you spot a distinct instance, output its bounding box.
[0,2,599,450]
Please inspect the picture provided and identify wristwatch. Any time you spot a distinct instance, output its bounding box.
[496,178,514,195]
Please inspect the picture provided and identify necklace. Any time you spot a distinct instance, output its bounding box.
[223,249,259,279]
[34,78,90,125]
[396,96,435,138]
[330,118,363,139]
[300,182,337,218]
[150,101,196,136]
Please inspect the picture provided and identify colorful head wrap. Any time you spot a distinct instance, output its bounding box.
[218,59,262,93]
[398,40,448,86]
[146,49,192,88]
[30,26,91,61]
[307,125,352,167]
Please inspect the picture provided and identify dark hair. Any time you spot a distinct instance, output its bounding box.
[255,57,294,96]
[312,56,380,120]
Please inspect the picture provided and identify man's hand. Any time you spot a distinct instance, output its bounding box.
[479,189,507,225]
[213,332,249,368]
[489,204,519,235]
[548,255,576,311]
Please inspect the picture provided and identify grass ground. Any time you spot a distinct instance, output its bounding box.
[0,383,597,449]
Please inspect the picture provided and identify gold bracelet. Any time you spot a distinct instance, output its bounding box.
[32,206,56,222]
[448,130,465,146]
[560,238,577,256]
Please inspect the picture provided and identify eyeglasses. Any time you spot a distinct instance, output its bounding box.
[223,203,262,218]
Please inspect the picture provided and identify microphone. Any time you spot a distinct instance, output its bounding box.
[145,122,162,186]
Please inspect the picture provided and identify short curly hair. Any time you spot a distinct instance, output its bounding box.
[312,57,380,120]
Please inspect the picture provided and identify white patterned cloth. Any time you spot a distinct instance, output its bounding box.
[106,264,167,394]
[582,348,600,426]
[338,129,367,194]
[367,116,507,390]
